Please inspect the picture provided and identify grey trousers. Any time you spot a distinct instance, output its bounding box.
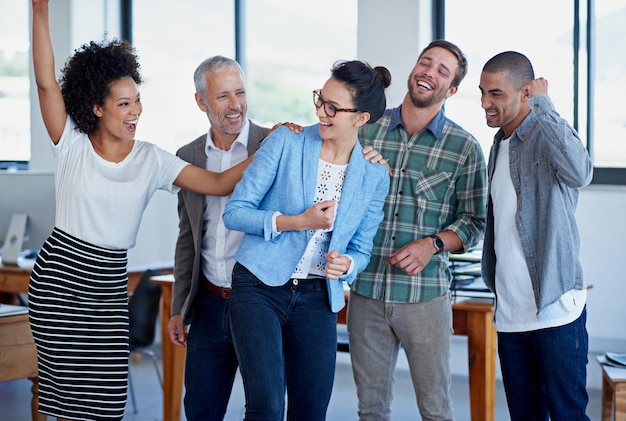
[347,291,455,421]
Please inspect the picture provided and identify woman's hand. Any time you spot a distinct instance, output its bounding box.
[325,250,350,280]
[300,200,336,230]
[275,200,336,232]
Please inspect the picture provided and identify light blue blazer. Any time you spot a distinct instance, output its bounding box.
[223,124,390,312]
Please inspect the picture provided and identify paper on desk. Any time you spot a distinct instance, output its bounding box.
[0,303,28,317]
[599,354,626,369]
[605,352,626,367]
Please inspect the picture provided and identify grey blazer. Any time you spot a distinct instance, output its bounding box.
[171,121,269,324]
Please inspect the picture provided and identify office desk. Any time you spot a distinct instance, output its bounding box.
[597,356,626,421]
[151,274,497,421]
[0,263,156,297]
[150,275,186,421]
[0,314,46,421]
[450,297,497,421]
[0,264,32,294]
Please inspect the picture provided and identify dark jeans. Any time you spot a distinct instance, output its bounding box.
[497,308,590,421]
[229,263,337,421]
[184,287,238,421]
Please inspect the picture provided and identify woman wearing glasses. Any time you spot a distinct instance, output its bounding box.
[222,60,391,421]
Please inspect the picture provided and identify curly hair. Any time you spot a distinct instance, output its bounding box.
[59,38,142,134]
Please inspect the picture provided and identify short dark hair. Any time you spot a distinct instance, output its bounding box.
[482,51,535,90]
[331,60,392,123]
[59,38,142,134]
[418,39,468,87]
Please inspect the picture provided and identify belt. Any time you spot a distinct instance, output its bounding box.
[205,281,231,299]
[200,273,231,299]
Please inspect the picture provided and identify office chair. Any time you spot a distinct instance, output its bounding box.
[127,269,164,414]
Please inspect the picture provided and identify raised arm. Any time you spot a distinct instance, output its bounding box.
[524,79,593,188]
[173,154,253,196]
[32,0,67,143]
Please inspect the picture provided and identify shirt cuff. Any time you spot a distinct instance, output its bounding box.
[271,211,282,235]
[344,255,355,276]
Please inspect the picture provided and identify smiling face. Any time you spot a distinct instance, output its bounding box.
[196,69,247,139]
[407,46,459,109]
[316,77,369,144]
[479,70,529,138]
[92,76,142,141]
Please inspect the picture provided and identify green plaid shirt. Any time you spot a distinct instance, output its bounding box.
[353,106,487,303]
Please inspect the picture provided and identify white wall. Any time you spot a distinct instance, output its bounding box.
[357,0,432,108]
[29,0,626,360]
[577,185,626,350]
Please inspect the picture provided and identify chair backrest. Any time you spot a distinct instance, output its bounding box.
[129,269,163,350]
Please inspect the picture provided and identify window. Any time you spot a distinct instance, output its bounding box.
[132,0,235,153]
[0,0,30,165]
[444,0,626,184]
[593,0,626,169]
[131,0,357,153]
[443,0,577,160]
[245,0,358,126]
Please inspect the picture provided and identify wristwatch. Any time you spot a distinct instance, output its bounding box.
[430,234,444,255]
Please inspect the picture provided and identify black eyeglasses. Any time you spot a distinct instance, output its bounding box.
[312,90,360,118]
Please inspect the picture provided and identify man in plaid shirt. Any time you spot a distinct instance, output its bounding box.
[347,40,487,420]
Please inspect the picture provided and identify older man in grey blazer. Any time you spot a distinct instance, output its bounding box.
[167,55,270,421]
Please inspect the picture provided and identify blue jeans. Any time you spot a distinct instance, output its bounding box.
[184,287,238,421]
[497,308,590,421]
[229,263,337,421]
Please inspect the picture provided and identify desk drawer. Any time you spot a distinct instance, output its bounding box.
[0,315,38,381]
[0,343,38,381]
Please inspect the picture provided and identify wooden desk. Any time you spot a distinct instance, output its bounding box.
[0,264,33,294]
[150,275,186,421]
[0,314,46,421]
[597,356,626,421]
[0,264,45,421]
[0,262,156,297]
[451,298,497,421]
[151,274,496,421]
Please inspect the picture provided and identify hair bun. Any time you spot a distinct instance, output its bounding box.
[374,66,392,89]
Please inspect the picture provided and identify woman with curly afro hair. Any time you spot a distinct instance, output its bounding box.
[28,1,252,420]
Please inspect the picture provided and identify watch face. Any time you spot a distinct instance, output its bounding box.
[432,235,444,253]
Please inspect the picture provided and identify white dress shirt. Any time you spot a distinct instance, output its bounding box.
[200,120,250,288]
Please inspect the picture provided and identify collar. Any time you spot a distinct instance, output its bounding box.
[388,105,446,139]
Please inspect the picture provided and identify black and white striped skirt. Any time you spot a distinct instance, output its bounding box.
[28,228,129,421]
